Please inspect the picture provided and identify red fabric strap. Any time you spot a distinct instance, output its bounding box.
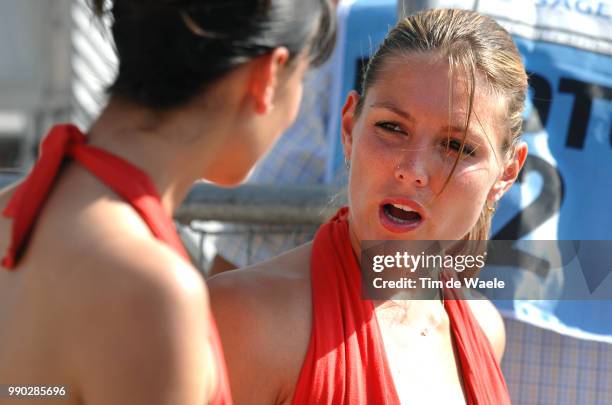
[292,207,510,404]
[443,288,511,404]
[2,124,186,268]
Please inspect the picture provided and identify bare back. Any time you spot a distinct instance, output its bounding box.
[0,163,215,405]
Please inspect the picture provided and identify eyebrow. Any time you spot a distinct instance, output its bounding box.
[369,101,416,123]
[370,100,488,144]
[441,125,486,144]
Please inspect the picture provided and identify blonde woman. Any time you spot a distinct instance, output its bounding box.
[210,9,527,404]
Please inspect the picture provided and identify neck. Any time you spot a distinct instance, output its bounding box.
[86,95,235,214]
[374,298,445,326]
[346,211,445,303]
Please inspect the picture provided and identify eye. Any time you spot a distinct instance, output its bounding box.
[443,138,477,157]
[375,121,406,134]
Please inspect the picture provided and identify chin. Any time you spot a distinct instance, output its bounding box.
[206,168,250,187]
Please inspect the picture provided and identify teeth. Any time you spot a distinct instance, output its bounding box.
[391,203,416,213]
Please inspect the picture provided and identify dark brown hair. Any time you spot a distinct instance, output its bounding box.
[90,0,336,109]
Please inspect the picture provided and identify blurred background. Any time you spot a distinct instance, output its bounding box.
[0,0,114,172]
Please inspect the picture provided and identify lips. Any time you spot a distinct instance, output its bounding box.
[378,199,425,234]
[385,204,422,222]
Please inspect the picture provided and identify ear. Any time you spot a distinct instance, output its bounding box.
[341,91,361,162]
[248,47,290,115]
[488,141,528,203]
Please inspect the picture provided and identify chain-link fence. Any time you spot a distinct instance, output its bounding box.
[164,183,340,273]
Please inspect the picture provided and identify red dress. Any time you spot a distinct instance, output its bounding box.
[291,208,510,405]
[2,124,232,405]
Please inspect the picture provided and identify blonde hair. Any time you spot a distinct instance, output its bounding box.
[356,8,528,241]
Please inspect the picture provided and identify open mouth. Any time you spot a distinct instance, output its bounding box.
[381,203,423,229]
[378,203,425,234]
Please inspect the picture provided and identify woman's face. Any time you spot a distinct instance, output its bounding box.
[342,52,524,244]
[208,50,309,186]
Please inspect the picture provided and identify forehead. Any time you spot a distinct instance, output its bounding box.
[366,52,507,142]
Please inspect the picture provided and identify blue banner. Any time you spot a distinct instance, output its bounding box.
[327,0,612,341]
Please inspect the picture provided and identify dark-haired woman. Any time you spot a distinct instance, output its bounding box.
[0,1,335,404]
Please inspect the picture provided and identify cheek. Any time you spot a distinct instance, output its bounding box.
[261,81,304,156]
[287,82,304,125]
[347,132,395,232]
[282,67,307,125]
[350,133,392,195]
[435,170,493,237]
[353,130,397,173]
[203,143,253,185]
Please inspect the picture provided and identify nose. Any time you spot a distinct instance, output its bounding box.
[394,148,429,187]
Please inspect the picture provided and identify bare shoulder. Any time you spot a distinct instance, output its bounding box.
[208,241,312,337]
[67,231,209,337]
[65,236,214,405]
[208,242,313,404]
[209,241,312,325]
[1,168,216,404]
[467,295,506,363]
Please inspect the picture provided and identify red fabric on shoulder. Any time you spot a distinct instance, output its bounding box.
[443,288,511,405]
[1,124,232,405]
[292,207,398,405]
[292,207,510,405]
[2,125,88,268]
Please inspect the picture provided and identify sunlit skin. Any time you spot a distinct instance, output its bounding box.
[209,52,527,404]
[204,51,310,186]
[342,53,525,258]
[0,48,309,405]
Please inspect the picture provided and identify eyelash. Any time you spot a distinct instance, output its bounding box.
[375,121,405,134]
[374,121,477,157]
[443,139,477,157]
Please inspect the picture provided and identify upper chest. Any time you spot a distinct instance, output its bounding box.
[374,305,468,405]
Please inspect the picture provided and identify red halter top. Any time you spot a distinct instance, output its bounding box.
[2,124,232,405]
[291,208,510,404]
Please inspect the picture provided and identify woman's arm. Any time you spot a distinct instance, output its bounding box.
[208,245,313,405]
[208,270,290,405]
